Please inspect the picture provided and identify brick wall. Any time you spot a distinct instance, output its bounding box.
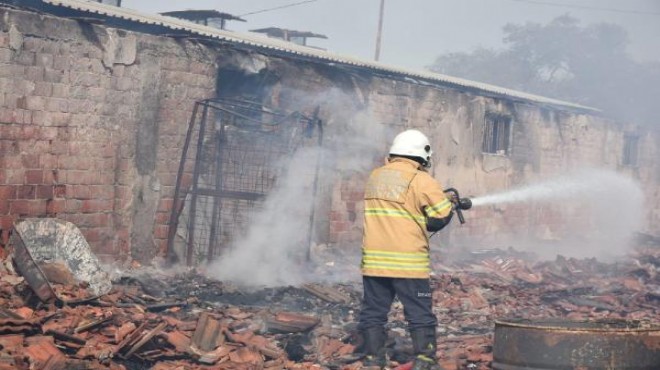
[215,50,660,253]
[1,6,658,263]
[0,8,216,262]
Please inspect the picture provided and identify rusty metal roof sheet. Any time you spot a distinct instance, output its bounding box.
[39,0,597,112]
[250,27,328,39]
[160,9,246,23]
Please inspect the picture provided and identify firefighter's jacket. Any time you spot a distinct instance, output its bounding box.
[361,157,452,279]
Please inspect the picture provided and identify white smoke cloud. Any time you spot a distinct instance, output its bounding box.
[207,147,319,286]
[207,90,392,287]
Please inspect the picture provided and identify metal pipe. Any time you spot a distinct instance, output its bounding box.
[374,0,385,61]
[306,107,323,261]
[207,115,225,262]
[166,102,200,264]
[186,104,209,266]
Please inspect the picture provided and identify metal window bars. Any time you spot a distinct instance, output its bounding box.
[482,113,512,155]
[166,98,323,266]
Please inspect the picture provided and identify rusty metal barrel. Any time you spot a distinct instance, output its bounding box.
[493,318,660,370]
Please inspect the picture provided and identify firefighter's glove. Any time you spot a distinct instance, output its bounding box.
[445,192,459,206]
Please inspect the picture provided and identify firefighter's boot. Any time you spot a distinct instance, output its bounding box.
[410,327,445,370]
[362,326,387,369]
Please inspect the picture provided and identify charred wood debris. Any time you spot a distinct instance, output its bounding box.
[1,237,660,370]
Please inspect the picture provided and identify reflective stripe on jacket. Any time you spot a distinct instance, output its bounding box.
[361,157,452,278]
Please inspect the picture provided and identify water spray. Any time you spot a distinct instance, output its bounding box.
[463,168,644,259]
[470,169,643,208]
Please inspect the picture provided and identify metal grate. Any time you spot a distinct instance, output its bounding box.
[167,98,322,265]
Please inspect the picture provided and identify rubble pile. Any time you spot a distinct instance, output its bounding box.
[429,244,660,368]
[0,259,362,369]
[0,242,659,369]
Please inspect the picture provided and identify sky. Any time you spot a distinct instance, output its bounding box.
[120,0,660,70]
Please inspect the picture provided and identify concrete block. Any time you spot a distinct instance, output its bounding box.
[33,82,53,96]
[36,53,54,68]
[52,55,70,70]
[18,110,32,124]
[31,110,53,125]
[0,186,17,200]
[53,184,66,198]
[50,112,70,126]
[44,97,63,112]
[81,199,113,213]
[36,185,54,199]
[65,199,82,213]
[15,51,35,66]
[0,200,8,215]
[10,199,47,216]
[52,83,70,99]
[25,169,44,184]
[5,169,25,184]
[90,185,114,200]
[0,48,12,63]
[46,199,65,214]
[25,95,45,111]
[43,68,65,83]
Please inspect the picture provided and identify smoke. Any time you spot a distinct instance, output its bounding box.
[207,88,392,287]
[428,15,660,127]
[469,168,644,259]
[207,147,319,286]
[282,87,393,173]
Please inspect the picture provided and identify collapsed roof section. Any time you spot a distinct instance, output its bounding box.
[2,0,599,114]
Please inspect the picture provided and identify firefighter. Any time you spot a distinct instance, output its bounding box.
[358,129,454,370]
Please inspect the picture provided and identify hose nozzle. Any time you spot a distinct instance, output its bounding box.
[457,197,472,211]
[443,188,472,224]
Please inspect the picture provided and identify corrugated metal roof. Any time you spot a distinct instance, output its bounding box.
[40,0,597,112]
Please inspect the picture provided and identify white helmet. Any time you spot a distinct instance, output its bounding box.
[389,129,433,167]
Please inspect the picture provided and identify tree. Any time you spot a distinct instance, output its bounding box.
[428,15,660,126]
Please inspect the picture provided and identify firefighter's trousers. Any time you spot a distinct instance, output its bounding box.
[358,276,437,331]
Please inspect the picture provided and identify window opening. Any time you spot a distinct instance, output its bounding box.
[622,134,639,166]
[482,113,512,155]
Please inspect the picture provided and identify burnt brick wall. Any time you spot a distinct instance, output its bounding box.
[215,50,660,252]
[1,6,657,264]
[0,8,216,262]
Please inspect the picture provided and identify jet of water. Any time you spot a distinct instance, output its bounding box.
[467,168,644,259]
[471,168,642,207]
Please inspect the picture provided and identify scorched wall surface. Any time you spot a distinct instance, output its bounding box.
[213,50,660,255]
[0,5,658,263]
[0,7,216,262]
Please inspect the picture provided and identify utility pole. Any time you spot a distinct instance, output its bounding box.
[374,0,385,61]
